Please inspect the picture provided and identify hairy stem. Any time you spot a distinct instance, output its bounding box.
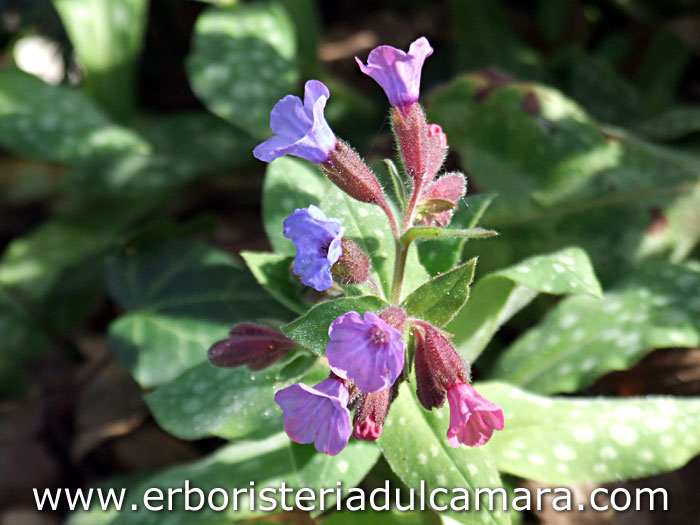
[390,238,410,304]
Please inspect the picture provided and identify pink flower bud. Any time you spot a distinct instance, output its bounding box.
[352,384,398,441]
[379,306,407,333]
[418,172,466,226]
[208,323,296,371]
[413,322,470,410]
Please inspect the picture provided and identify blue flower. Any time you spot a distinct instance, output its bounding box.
[254,80,337,164]
[283,205,344,291]
[355,37,433,112]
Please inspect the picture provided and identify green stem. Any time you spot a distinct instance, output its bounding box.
[390,238,410,304]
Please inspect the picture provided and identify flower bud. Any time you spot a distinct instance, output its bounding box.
[208,323,296,371]
[331,238,371,285]
[392,104,447,192]
[413,322,470,410]
[352,382,399,441]
[418,172,466,227]
[379,306,407,333]
[321,140,387,207]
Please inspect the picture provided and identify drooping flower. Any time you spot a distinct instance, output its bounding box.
[446,382,505,448]
[326,311,405,393]
[283,205,344,291]
[414,321,470,410]
[254,80,336,164]
[274,378,352,456]
[355,37,433,112]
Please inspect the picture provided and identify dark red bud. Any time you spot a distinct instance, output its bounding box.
[208,323,296,370]
[352,383,399,441]
[379,306,407,333]
[392,104,446,192]
[321,141,387,207]
[414,322,470,410]
[331,238,371,285]
[418,172,466,227]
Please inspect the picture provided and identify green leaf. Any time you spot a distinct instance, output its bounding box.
[324,189,399,299]
[418,193,495,276]
[634,106,700,141]
[449,247,603,362]
[378,382,509,525]
[187,2,298,138]
[429,73,700,282]
[146,356,326,440]
[0,68,148,163]
[106,240,292,387]
[65,112,255,202]
[403,226,498,244]
[262,156,331,256]
[481,381,700,484]
[489,262,700,394]
[78,433,378,524]
[283,296,389,356]
[53,0,148,116]
[402,258,476,328]
[241,251,307,314]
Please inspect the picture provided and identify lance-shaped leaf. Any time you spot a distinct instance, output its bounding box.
[402,258,476,328]
[480,381,700,484]
[418,193,495,276]
[449,247,603,362]
[283,296,389,356]
[378,382,510,525]
[403,226,498,244]
[106,240,293,387]
[489,262,700,394]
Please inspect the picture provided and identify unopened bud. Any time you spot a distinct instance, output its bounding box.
[392,104,447,192]
[414,322,470,410]
[331,238,371,285]
[379,306,407,333]
[418,172,466,226]
[322,141,387,207]
[208,323,296,371]
[352,383,399,441]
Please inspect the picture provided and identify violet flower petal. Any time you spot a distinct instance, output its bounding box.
[326,311,405,393]
[274,378,351,456]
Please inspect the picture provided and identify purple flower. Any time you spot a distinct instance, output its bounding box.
[326,311,405,393]
[283,205,344,291]
[274,378,351,456]
[446,382,505,448]
[253,80,337,164]
[355,37,433,111]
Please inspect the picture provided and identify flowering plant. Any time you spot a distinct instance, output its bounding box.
[215,37,505,457]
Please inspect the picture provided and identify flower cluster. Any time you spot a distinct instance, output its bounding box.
[213,37,504,456]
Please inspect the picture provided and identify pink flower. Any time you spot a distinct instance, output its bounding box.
[355,37,433,112]
[446,382,505,448]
